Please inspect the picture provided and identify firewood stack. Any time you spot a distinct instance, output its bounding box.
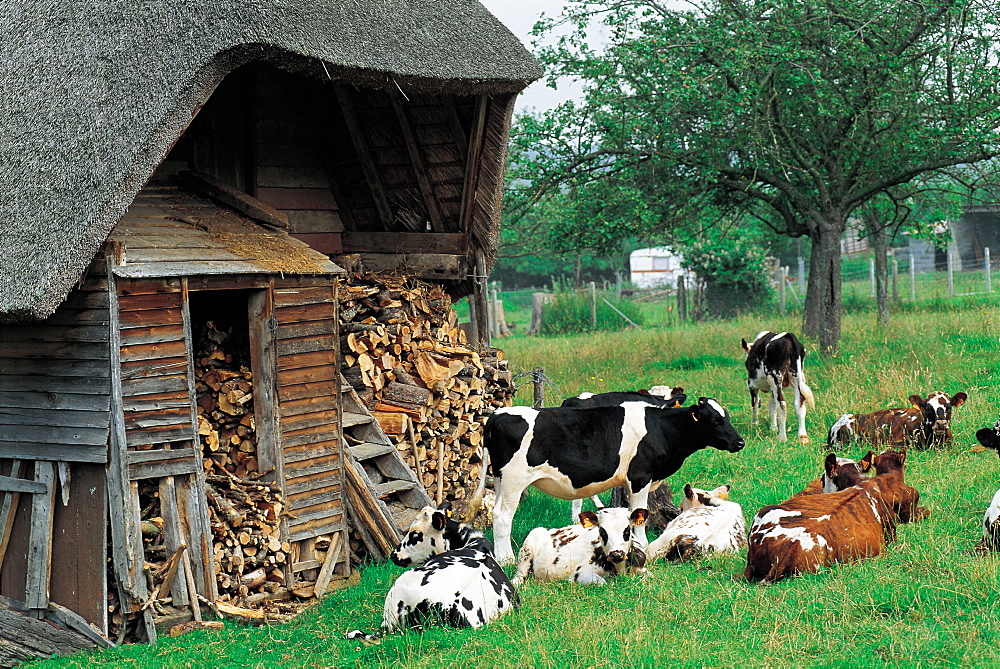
[338,272,516,516]
[195,321,258,479]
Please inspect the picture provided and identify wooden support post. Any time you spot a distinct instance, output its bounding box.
[589,281,597,329]
[26,461,55,617]
[892,259,899,305]
[158,476,189,607]
[532,367,545,409]
[779,266,787,313]
[436,439,445,505]
[313,531,343,598]
[869,258,876,297]
[677,276,687,322]
[910,258,916,301]
[986,247,992,293]
[0,459,24,569]
[948,246,955,297]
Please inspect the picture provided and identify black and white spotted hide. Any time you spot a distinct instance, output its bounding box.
[512,507,649,587]
[383,505,517,631]
[976,421,1000,550]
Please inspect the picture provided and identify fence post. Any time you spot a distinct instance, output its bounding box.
[779,266,787,313]
[986,247,992,293]
[615,271,623,300]
[677,276,687,322]
[947,247,955,297]
[869,258,876,297]
[891,259,899,305]
[532,367,545,409]
[589,281,597,329]
[909,259,916,301]
[490,286,500,339]
[797,256,806,297]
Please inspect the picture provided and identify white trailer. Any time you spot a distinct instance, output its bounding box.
[629,247,691,289]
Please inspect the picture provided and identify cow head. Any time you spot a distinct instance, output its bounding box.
[823,451,874,492]
[390,502,478,567]
[690,397,745,452]
[910,391,967,444]
[872,448,907,476]
[680,483,731,511]
[647,386,687,407]
[581,507,649,572]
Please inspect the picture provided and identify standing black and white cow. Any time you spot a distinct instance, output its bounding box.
[484,397,745,564]
[559,387,687,518]
[741,331,815,444]
[383,504,517,630]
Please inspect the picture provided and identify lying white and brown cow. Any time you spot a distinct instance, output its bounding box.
[741,331,815,444]
[559,387,687,518]
[646,484,746,561]
[484,397,745,564]
[745,449,923,583]
[792,451,874,497]
[511,507,649,587]
[828,391,967,450]
[383,505,517,630]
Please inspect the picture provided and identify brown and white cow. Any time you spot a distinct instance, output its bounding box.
[645,484,746,561]
[745,449,923,583]
[741,331,815,444]
[828,391,968,450]
[511,507,649,587]
[792,451,874,497]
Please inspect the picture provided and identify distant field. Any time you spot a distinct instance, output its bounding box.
[38,304,1000,668]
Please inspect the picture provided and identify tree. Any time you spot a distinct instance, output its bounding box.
[512,0,1000,351]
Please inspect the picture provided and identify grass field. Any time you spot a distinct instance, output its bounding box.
[35,304,1000,668]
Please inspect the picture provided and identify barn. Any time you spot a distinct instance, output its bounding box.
[0,1,539,660]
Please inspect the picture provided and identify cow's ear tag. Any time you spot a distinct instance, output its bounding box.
[717,490,729,500]
[579,511,598,528]
[691,410,699,422]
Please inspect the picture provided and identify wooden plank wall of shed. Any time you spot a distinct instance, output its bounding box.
[272,278,347,559]
[0,265,110,629]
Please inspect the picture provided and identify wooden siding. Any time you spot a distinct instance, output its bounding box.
[116,283,194,449]
[273,278,345,543]
[0,272,111,464]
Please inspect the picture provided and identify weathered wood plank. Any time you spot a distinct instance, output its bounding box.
[119,340,187,363]
[120,374,188,398]
[0,324,110,344]
[272,286,335,307]
[283,453,339,477]
[289,519,345,544]
[125,247,247,263]
[274,319,336,341]
[282,440,340,464]
[0,391,110,412]
[0,376,111,396]
[0,341,109,360]
[280,410,338,433]
[120,357,189,379]
[118,307,182,328]
[121,392,189,412]
[285,471,342,497]
[340,231,466,255]
[26,461,55,611]
[287,487,341,510]
[0,357,110,378]
[273,303,335,324]
[126,447,197,465]
[0,475,46,495]
[0,443,106,463]
[279,395,337,418]
[114,261,296,278]
[179,170,290,229]
[128,458,198,481]
[116,277,183,296]
[123,407,191,430]
[354,253,467,280]
[276,334,334,357]
[0,407,110,430]
[119,324,186,346]
[117,292,183,312]
[124,426,194,449]
[256,187,339,210]
[249,286,283,489]
[276,349,336,371]
[0,425,109,447]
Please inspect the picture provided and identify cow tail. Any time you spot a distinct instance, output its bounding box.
[464,446,490,523]
[797,362,815,409]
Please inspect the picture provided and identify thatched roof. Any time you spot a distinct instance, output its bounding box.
[0,0,541,321]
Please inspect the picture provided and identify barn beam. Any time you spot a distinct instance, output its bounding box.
[341,232,466,255]
[389,92,445,232]
[334,85,394,229]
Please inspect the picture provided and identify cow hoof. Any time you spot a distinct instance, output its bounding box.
[799,435,810,445]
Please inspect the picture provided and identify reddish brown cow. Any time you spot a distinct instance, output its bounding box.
[827,391,967,450]
[793,451,874,498]
[745,450,924,583]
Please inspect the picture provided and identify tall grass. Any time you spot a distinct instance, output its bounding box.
[37,306,1000,668]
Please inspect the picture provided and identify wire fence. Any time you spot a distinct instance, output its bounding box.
[777,247,997,310]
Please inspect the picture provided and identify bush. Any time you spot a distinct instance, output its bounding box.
[680,238,775,318]
[540,292,644,334]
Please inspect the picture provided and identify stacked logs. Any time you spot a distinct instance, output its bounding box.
[194,321,259,479]
[338,273,515,510]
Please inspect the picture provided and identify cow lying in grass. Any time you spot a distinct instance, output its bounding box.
[645,484,746,561]
[792,451,874,497]
[828,391,968,449]
[745,449,924,583]
[976,420,1000,549]
[382,504,517,630]
[511,507,649,587]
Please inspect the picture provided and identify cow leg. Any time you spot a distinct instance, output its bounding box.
[627,482,653,548]
[766,373,787,441]
[492,477,525,565]
[792,375,809,444]
[570,494,605,521]
[748,384,760,425]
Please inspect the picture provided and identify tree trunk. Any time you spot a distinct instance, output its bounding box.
[803,219,845,353]
[866,212,890,327]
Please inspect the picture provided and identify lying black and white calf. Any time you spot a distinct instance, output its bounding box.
[382,504,517,630]
[511,507,649,587]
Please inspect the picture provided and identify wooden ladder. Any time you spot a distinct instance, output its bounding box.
[340,375,432,560]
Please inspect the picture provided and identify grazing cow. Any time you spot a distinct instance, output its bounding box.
[484,397,745,564]
[745,449,923,583]
[793,451,874,497]
[560,387,687,518]
[741,331,815,444]
[511,507,649,587]
[828,391,968,450]
[646,484,746,561]
[383,505,517,630]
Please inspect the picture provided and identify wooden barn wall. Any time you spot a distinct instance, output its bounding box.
[272,277,345,544]
[0,262,110,627]
[253,67,344,243]
[115,278,195,450]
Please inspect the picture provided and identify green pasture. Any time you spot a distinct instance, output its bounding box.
[35,304,1000,668]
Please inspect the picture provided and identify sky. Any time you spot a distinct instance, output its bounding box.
[477,0,588,113]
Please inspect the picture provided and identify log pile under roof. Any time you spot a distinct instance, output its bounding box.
[338,272,514,518]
